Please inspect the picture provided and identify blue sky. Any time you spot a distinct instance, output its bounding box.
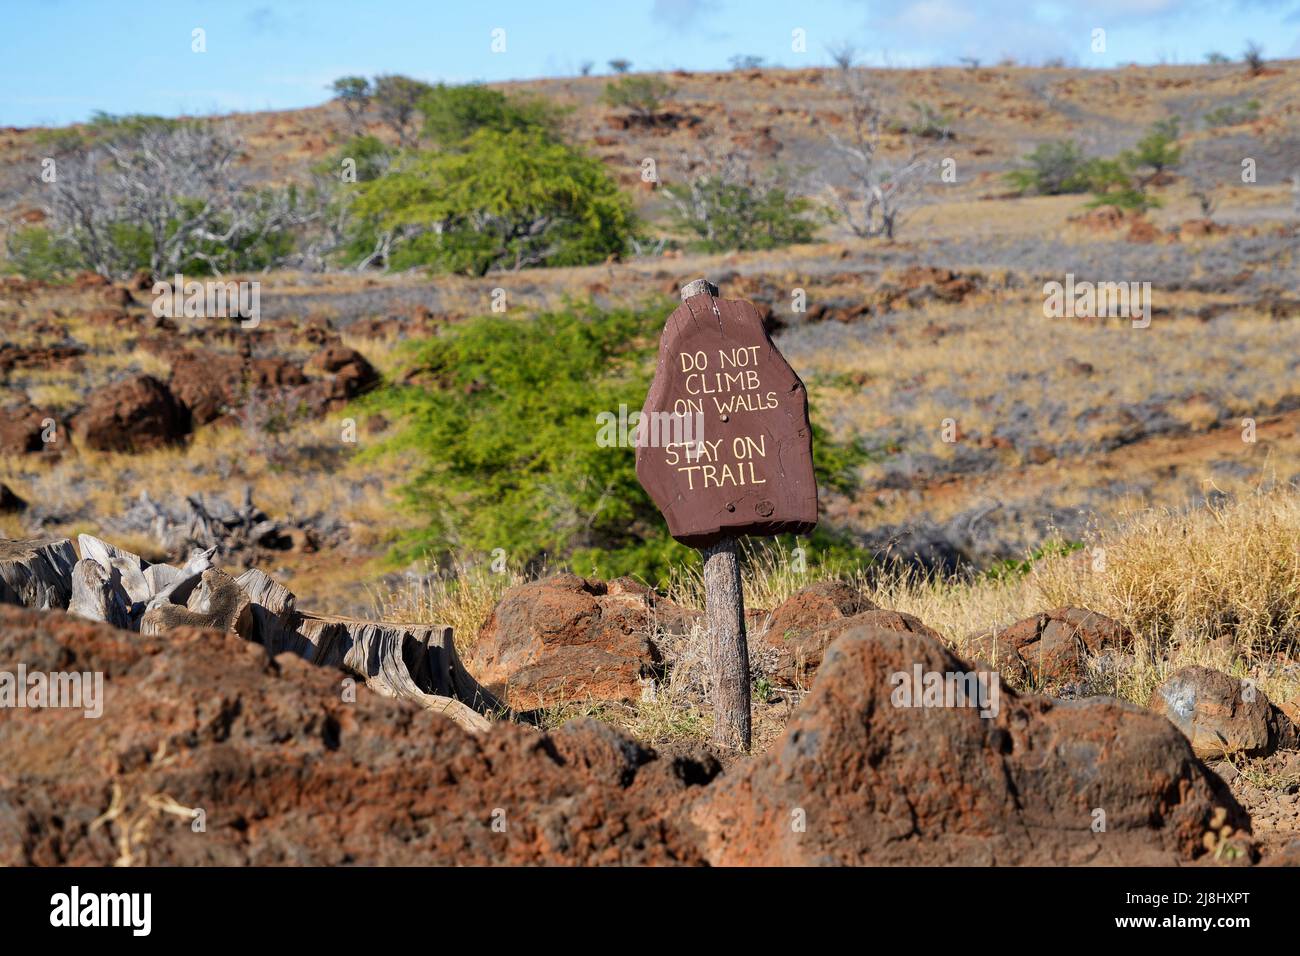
[3,0,1299,127]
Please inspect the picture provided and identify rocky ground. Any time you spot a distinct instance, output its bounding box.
[2,60,1299,865]
[1,530,1297,865]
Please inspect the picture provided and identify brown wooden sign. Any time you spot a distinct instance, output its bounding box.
[636,281,817,548]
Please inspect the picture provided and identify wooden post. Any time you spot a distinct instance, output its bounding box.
[702,536,751,750]
[681,278,752,751]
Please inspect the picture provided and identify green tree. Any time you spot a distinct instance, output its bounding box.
[1005,140,1092,195]
[417,83,561,147]
[362,300,869,582]
[602,75,676,123]
[372,74,432,146]
[350,128,633,274]
[331,75,372,128]
[1124,117,1183,185]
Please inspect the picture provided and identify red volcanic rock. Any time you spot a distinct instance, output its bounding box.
[759,583,943,689]
[1148,666,1300,760]
[691,624,1253,865]
[168,350,308,426]
[0,604,711,866]
[965,607,1134,686]
[466,574,671,711]
[70,375,188,453]
[0,403,55,456]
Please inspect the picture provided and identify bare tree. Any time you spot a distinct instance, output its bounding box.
[818,70,934,240]
[827,42,859,71]
[45,122,322,279]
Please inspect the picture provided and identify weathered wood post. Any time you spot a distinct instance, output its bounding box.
[636,278,818,751]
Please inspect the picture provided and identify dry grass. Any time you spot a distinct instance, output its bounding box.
[379,483,1300,748]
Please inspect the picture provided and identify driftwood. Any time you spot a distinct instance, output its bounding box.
[77,534,151,605]
[140,568,253,638]
[0,536,77,610]
[288,613,500,732]
[68,558,132,629]
[234,567,297,648]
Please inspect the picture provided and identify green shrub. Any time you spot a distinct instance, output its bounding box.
[350,128,633,275]
[2,226,82,280]
[1203,99,1260,127]
[603,76,676,121]
[362,301,870,583]
[665,175,819,252]
[1005,140,1092,195]
[1125,117,1182,181]
[418,84,561,147]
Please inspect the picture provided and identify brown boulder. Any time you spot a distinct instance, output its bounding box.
[1147,666,1300,760]
[0,404,53,456]
[761,590,941,688]
[299,344,380,410]
[965,607,1133,686]
[763,581,878,644]
[0,604,708,865]
[168,350,309,426]
[466,574,666,710]
[691,624,1253,865]
[71,375,188,453]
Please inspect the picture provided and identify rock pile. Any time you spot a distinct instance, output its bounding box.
[0,598,1256,866]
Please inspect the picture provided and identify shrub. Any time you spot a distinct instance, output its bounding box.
[904,101,953,139]
[608,58,632,74]
[2,226,82,280]
[665,161,819,252]
[350,128,633,274]
[1125,117,1182,183]
[1203,99,1260,128]
[1005,140,1093,195]
[603,76,676,122]
[1243,41,1265,76]
[362,301,869,582]
[418,83,561,147]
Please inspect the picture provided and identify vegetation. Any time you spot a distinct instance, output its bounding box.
[665,165,819,252]
[362,300,868,583]
[1005,140,1093,195]
[602,75,676,122]
[1203,99,1260,127]
[349,128,633,274]
[418,83,562,147]
[371,74,432,146]
[1007,121,1183,212]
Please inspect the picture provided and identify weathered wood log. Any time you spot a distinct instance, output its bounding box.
[234,567,296,650]
[225,566,501,732]
[139,568,253,638]
[77,534,151,605]
[68,558,132,629]
[0,536,76,610]
[290,613,501,732]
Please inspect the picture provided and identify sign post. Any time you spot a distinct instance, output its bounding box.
[636,278,817,750]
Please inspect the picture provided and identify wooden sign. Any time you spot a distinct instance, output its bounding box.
[636,280,817,549]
